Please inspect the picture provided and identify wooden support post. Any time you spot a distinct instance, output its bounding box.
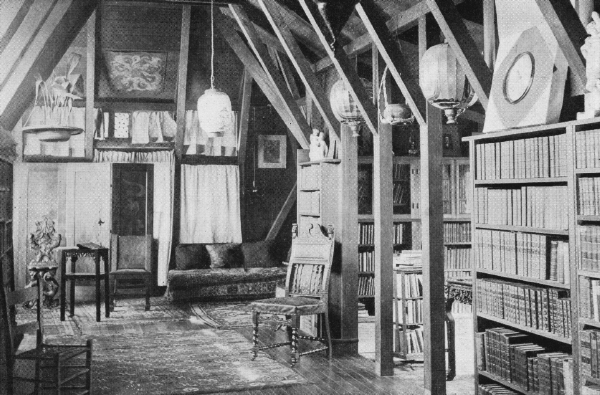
[483,0,497,69]
[424,0,493,109]
[84,11,96,161]
[175,5,191,160]
[266,184,297,240]
[373,46,394,375]
[329,124,359,355]
[298,0,378,136]
[238,69,252,240]
[355,0,426,126]
[534,0,587,95]
[420,104,446,394]
[228,4,311,148]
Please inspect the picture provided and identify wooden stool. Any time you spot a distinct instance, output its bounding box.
[59,246,110,322]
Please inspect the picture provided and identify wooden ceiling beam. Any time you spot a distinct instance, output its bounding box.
[299,0,378,136]
[227,4,312,147]
[215,11,309,149]
[356,0,426,126]
[424,0,492,109]
[220,7,286,54]
[0,0,99,131]
[534,0,586,95]
[259,0,340,144]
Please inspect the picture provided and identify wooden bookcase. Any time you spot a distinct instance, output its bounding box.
[465,117,600,395]
[357,156,472,308]
[393,266,424,361]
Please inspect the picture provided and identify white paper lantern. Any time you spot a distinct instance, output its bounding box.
[197,88,233,138]
[329,78,372,136]
[419,43,477,123]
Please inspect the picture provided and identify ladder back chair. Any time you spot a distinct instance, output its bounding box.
[110,234,153,311]
[249,223,334,367]
[1,260,93,394]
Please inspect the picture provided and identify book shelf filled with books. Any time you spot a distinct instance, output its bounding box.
[466,118,600,395]
[393,265,425,361]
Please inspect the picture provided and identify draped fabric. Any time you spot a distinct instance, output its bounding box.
[94,150,175,286]
[180,165,242,244]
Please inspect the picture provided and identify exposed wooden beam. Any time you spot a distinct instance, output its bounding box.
[424,0,493,109]
[84,11,96,160]
[215,12,309,149]
[534,0,587,95]
[299,0,378,136]
[275,51,300,99]
[237,69,253,166]
[0,0,34,55]
[175,5,191,160]
[220,7,285,54]
[483,0,497,68]
[266,183,297,240]
[228,4,312,147]
[419,16,427,59]
[259,0,340,144]
[0,0,99,131]
[356,0,426,127]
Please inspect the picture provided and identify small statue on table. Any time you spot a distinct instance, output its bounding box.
[308,128,328,161]
[27,217,61,308]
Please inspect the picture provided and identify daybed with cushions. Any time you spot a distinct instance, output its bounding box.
[166,240,288,302]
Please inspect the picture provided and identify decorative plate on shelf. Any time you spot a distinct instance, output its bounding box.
[22,125,83,142]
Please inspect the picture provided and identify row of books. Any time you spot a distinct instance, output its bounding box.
[580,329,600,379]
[392,183,409,205]
[398,326,424,355]
[477,327,572,394]
[476,279,572,338]
[298,191,320,214]
[576,129,600,169]
[580,226,600,272]
[394,299,422,325]
[392,163,410,181]
[580,277,600,322]
[579,177,600,216]
[445,246,472,271]
[474,230,570,283]
[475,134,568,180]
[475,186,569,230]
[358,223,406,245]
[477,384,519,394]
[444,222,471,243]
[358,251,375,272]
[358,276,374,296]
[299,164,320,190]
[396,272,423,298]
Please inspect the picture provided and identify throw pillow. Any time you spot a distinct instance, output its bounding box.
[242,240,281,269]
[175,244,210,270]
[206,243,244,269]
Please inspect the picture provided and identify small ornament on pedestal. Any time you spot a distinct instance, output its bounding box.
[578,12,600,120]
[308,128,328,161]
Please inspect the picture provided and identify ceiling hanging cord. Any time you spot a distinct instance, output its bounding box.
[210,0,215,89]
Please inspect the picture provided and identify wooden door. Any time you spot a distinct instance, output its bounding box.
[111,164,153,236]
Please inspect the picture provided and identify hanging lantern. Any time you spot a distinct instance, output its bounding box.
[329,78,372,137]
[378,66,414,126]
[197,0,233,138]
[419,43,477,124]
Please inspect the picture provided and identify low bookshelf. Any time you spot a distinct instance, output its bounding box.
[465,117,600,395]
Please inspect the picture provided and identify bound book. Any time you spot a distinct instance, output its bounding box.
[77,242,103,250]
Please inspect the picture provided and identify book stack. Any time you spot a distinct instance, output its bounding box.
[481,327,572,393]
[395,299,423,324]
[579,177,600,215]
[399,327,424,355]
[579,277,600,321]
[445,246,471,276]
[580,226,600,271]
[359,223,374,245]
[576,129,600,169]
[358,276,374,296]
[475,230,570,283]
[476,134,567,180]
[393,223,405,245]
[358,250,374,272]
[476,279,571,338]
[396,250,422,267]
[477,384,519,394]
[579,329,600,380]
[444,222,471,243]
[392,183,408,206]
[475,186,569,229]
[397,272,423,298]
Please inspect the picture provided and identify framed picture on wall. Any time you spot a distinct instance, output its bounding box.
[258,135,286,169]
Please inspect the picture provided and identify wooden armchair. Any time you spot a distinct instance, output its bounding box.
[249,224,334,367]
[110,234,153,311]
[1,261,93,394]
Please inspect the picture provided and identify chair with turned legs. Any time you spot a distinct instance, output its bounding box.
[249,223,334,367]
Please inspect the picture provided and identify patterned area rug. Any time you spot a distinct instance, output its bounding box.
[190,301,287,329]
[31,328,305,394]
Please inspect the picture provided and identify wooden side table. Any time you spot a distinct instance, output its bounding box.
[59,246,110,322]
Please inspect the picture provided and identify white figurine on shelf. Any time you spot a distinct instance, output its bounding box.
[309,128,328,161]
[579,11,600,119]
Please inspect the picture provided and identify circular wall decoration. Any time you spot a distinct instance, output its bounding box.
[503,52,535,104]
[490,26,560,128]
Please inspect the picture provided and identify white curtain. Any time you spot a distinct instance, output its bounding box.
[180,165,242,243]
[94,150,175,286]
